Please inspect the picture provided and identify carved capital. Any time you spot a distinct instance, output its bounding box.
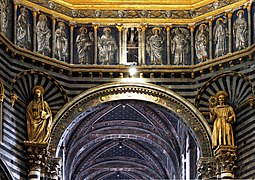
[93,24,99,31]
[227,12,233,19]
[197,157,216,179]
[51,17,57,24]
[164,25,172,32]
[14,4,18,10]
[188,23,195,32]
[138,26,147,32]
[69,21,76,30]
[49,158,61,179]
[207,19,213,26]
[214,145,237,178]
[32,11,37,18]
[24,142,49,171]
[116,25,123,32]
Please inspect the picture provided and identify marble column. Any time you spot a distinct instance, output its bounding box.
[138,25,146,65]
[51,17,56,58]
[228,12,233,53]
[0,82,4,142]
[165,26,171,65]
[13,3,18,45]
[32,10,38,52]
[197,157,216,179]
[208,19,213,59]
[247,3,252,46]
[69,22,75,64]
[122,27,128,64]
[189,24,195,65]
[93,24,99,64]
[116,25,123,65]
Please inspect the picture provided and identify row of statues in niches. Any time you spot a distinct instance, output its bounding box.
[7,7,252,65]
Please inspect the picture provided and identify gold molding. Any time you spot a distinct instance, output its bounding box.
[18,0,248,24]
[51,0,216,9]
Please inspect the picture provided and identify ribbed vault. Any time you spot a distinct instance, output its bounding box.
[50,82,212,179]
[62,100,198,179]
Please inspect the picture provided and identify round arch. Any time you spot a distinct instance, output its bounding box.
[49,82,212,158]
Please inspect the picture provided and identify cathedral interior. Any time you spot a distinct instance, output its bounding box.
[0,0,255,179]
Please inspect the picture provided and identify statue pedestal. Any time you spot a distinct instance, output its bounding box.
[24,141,61,180]
[24,141,49,180]
[214,145,237,179]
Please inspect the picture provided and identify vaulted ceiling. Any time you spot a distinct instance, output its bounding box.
[61,100,199,179]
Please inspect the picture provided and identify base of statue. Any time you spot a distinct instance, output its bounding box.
[214,145,237,179]
[24,141,49,180]
[24,141,48,148]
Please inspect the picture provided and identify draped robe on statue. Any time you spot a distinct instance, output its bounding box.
[210,105,236,149]
[26,99,52,143]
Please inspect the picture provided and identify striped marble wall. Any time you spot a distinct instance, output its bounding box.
[0,48,254,178]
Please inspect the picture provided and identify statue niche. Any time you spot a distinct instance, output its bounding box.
[171,28,190,65]
[209,91,236,149]
[26,86,52,143]
[146,27,165,65]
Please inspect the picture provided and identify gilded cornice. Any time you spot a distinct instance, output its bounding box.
[17,0,249,24]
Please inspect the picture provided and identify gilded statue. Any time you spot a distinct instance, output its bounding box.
[233,10,247,51]
[146,27,164,65]
[26,86,52,143]
[209,91,236,149]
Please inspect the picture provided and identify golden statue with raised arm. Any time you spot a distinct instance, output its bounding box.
[26,86,52,143]
[209,91,236,149]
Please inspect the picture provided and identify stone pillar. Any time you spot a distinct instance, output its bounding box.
[51,17,56,58]
[32,10,38,52]
[122,27,128,64]
[0,85,4,142]
[246,3,252,46]
[208,19,213,59]
[165,25,171,65]
[24,142,49,180]
[189,24,195,65]
[197,157,216,179]
[138,25,146,65]
[116,25,123,65]
[13,3,18,45]
[214,146,237,179]
[93,24,99,64]
[227,12,233,53]
[69,22,75,64]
